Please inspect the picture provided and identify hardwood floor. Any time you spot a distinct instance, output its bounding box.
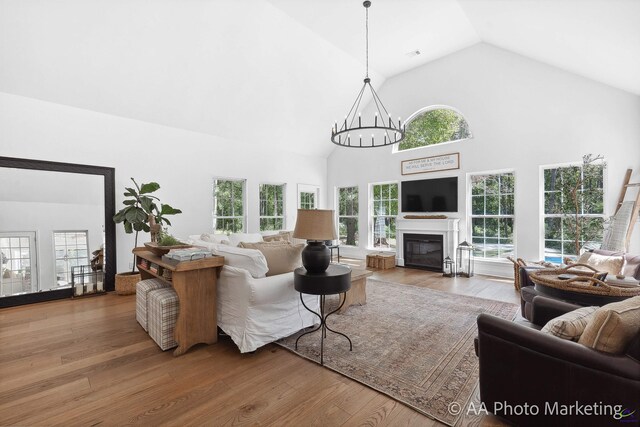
[0,260,519,426]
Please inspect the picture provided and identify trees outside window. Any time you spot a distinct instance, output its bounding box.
[371,183,398,249]
[397,107,471,151]
[213,178,245,234]
[299,192,315,209]
[470,172,515,259]
[543,156,605,262]
[260,184,285,231]
[337,187,359,246]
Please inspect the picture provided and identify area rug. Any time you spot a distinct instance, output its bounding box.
[276,279,519,426]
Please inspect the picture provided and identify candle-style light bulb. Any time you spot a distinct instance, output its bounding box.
[358,112,362,127]
[374,111,378,126]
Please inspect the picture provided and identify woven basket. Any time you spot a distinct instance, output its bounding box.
[115,272,141,295]
[529,265,640,297]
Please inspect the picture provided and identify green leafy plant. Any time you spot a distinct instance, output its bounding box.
[113,178,182,272]
[157,231,185,247]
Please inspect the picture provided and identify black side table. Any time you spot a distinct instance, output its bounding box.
[294,265,352,365]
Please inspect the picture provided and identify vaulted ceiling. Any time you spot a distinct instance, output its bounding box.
[1,0,638,158]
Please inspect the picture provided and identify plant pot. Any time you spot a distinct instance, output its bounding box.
[115,272,141,295]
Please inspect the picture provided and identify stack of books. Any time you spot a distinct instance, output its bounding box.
[164,248,213,262]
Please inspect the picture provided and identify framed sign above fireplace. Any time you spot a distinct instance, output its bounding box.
[401,152,460,175]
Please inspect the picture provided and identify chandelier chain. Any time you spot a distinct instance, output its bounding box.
[365,5,369,78]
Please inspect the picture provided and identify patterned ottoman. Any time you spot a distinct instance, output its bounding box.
[136,278,171,331]
[148,287,180,351]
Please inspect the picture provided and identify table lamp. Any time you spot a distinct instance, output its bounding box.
[293,209,338,273]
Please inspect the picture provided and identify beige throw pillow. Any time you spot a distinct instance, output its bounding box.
[541,306,598,341]
[263,234,287,242]
[575,252,624,275]
[578,296,640,354]
[238,241,304,276]
[239,240,290,249]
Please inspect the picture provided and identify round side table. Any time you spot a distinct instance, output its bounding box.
[294,264,352,365]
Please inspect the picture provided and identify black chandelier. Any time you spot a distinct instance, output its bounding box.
[331,1,405,148]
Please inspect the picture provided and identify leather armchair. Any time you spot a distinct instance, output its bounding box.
[477,296,640,426]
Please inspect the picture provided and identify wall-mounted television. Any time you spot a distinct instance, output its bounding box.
[401,177,458,213]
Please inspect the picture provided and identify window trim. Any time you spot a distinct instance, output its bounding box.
[393,105,473,154]
[466,169,516,261]
[368,181,398,250]
[52,230,90,287]
[259,182,286,231]
[212,177,247,234]
[336,185,360,248]
[538,161,607,261]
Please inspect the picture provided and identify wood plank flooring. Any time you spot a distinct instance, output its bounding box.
[0,260,519,426]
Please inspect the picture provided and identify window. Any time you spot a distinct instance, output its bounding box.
[299,192,315,209]
[0,232,38,296]
[54,231,89,286]
[213,178,246,233]
[470,172,515,259]
[397,106,471,152]
[298,184,319,210]
[259,184,285,231]
[371,183,398,249]
[337,186,359,246]
[543,161,605,262]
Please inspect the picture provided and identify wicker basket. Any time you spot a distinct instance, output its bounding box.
[115,272,141,295]
[529,265,640,297]
[507,257,557,292]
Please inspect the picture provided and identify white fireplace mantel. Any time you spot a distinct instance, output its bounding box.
[396,218,460,268]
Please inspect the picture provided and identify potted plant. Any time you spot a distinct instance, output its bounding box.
[112,178,182,294]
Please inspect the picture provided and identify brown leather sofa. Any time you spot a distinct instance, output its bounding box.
[476,296,640,426]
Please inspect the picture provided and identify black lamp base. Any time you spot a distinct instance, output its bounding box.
[301,241,331,273]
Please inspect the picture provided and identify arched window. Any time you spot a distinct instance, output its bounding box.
[396,106,472,152]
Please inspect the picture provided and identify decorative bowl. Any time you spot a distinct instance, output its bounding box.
[144,242,192,256]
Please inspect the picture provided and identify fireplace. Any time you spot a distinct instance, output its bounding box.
[403,233,443,271]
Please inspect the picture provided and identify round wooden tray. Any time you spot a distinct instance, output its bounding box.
[529,264,640,297]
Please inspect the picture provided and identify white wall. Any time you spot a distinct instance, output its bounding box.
[0,92,327,274]
[327,43,640,276]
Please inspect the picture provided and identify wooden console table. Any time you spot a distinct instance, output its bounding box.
[133,248,224,356]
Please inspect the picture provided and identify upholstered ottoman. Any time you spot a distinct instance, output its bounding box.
[136,278,171,331]
[148,288,180,351]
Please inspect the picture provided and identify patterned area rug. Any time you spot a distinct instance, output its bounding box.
[276,279,518,426]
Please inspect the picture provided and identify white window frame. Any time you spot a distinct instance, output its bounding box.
[539,161,607,262]
[0,231,39,296]
[212,177,247,234]
[467,169,516,261]
[53,230,90,286]
[392,105,473,154]
[368,181,399,250]
[259,183,286,231]
[336,186,359,247]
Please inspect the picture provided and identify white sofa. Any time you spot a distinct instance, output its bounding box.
[187,235,319,353]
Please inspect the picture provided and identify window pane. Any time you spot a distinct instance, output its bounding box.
[500,173,514,194]
[471,196,484,215]
[485,195,499,215]
[471,177,484,196]
[485,218,499,238]
[499,218,514,239]
[500,194,514,215]
[398,108,471,151]
[544,192,560,214]
[472,218,485,237]
[338,217,358,246]
[544,217,561,240]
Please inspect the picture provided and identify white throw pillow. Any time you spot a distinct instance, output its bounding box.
[228,233,264,247]
[213,244,269,278]
[186,237,268,278]
[198,233,230,245]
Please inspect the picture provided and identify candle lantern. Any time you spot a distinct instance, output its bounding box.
[456,241,475,278]
[442,256,455,277]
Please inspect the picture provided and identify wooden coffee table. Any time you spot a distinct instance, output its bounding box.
[338,268,373,314]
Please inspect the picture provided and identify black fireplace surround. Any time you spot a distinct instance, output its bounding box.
[403,233,443,271]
